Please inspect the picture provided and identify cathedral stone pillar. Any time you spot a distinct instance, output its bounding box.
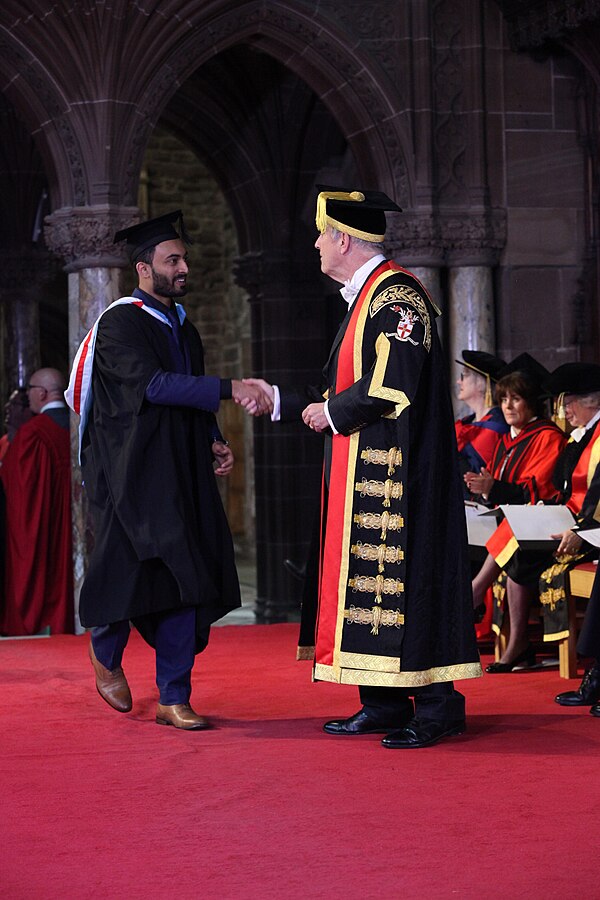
[448,265,495,417]
[388,214,444,339]
[444,212,506,417]
[44,205,138,631]
[0,247,51,400]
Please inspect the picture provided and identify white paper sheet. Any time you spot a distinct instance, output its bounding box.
[498,504,575,542]
[464,501,498,546]
[574,527,600,549]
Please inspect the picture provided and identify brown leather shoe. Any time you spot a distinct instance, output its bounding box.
[88,641,132,713]
[155,703,211,730]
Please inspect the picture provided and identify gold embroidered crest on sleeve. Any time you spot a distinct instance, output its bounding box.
[370,284,432,351]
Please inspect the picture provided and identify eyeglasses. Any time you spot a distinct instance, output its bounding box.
[26,384,45,391]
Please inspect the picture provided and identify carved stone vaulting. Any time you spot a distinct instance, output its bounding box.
[2,0,600,624]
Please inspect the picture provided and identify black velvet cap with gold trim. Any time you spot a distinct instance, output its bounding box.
[497,352,550,390]
[114,210,192,263]
[543,362,600,397]
[315,185,402,243]
[456,350,506,409]
[456,350,506,382]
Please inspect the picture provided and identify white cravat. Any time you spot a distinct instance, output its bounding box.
[339,254,386,308]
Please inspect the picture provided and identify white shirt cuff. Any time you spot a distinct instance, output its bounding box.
[324,399,338,434]
[271,385,281,421]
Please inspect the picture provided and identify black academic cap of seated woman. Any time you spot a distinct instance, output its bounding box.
[497,352,550,391]
[315,185,402,243]
[543,362,600,397]
[455,350,506,382]
[114,210,193,263]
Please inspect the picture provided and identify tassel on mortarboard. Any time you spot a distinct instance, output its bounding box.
[314,185,401,242]
[484,374,493,410]
[553,392,567,431]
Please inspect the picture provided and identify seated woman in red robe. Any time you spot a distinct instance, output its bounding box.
[455,350,508,486]
[464,354,567,672]
[455,350,509,639]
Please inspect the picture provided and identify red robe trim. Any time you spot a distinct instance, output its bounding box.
[486,420,566,567]
[314,263,381,669]
[455,413,505,468]
[567,420,600,516]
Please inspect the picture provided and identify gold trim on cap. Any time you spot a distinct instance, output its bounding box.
[315,190,385,242]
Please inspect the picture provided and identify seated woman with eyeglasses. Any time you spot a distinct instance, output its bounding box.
[455,351,509,639]
[464,354,567,672]
[455,350,509,494]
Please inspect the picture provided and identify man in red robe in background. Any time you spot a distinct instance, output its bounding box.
[0,368,73,635]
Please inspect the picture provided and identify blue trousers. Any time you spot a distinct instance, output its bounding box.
[91,607,197,705]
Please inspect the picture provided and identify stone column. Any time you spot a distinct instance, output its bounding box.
[387,213,444,336]
[443,210,507,416]
[448,265,495,418]
[0,247,52,400]
[44,205,139,631]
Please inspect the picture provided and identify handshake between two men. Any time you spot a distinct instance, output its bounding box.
[232,378,329,433]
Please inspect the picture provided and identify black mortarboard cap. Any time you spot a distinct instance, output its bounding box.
[543,362,600,397]
[497,352,550,389]
[455,350,506,382]
[114,210,192,263]
[315,184,402,243]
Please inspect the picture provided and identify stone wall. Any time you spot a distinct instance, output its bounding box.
[493,38,585,368]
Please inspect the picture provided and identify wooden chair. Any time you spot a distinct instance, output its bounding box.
[559,561,597,678]
[492,561,596,677]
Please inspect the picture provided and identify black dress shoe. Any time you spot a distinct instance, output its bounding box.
[381,717,466,749]
[323,709,408,735]
[555,667,600,706]
[590,702,600,717]
[485,644,536,673]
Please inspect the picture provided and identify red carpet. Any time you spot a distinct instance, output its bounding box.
[1,625,598,899]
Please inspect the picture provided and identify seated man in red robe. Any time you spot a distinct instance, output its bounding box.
[0,368,73,636]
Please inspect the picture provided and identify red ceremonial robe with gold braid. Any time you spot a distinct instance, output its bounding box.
[539,419,600,640]
[485,420,566,570]
[301,260,482,688]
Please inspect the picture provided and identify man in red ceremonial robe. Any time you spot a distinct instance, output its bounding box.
[0,368,73,635]
[247,187,482,748]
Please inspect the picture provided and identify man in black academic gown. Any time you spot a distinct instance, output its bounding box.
[66,211,270,730]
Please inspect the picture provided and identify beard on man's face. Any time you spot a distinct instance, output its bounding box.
[151,267,188,298]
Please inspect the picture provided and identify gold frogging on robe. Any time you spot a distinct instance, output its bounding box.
[348,573,404,605]
[351,541,404,573]
[361,446,402,476]
[353,510,403,540]
[355,477,403,507]
[344,605,405,635]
